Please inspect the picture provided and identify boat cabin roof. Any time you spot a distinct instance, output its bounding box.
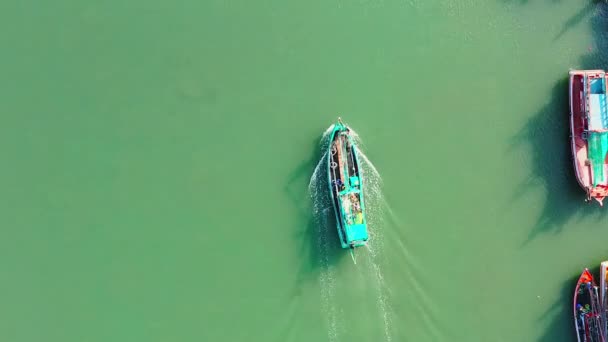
[345,223,368,242]
[586,75,608,132]
[588,93,608,132]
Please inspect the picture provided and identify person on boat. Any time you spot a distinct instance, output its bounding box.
[577,303,588,314]
[333,179,343,189]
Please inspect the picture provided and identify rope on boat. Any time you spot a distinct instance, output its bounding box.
[588,285,598,341]
[581,284,604,341]
[593,285,606,341]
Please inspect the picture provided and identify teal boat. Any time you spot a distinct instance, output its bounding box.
[327,118,369,248]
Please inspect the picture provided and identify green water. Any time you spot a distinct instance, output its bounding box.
[2,0,608,341]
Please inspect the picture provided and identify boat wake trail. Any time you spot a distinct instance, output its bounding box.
[374,186,442,340]
[318,208,340,342]
[310,122,395,342]
[349,124,394,341]
[358,152,393,342]
[309,138,341,342]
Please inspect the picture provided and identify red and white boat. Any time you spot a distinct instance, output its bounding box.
[569,70,608,205]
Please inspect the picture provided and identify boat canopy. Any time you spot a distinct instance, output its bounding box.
[584,74,608,186]
[588,94,608,131]
[587,76,608,132]
[345,223,367,242]
[589,131,608,186]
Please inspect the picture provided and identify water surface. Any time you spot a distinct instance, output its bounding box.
[1,0,608,341]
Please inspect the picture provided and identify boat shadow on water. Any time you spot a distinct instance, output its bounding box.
[510,4,608,244]
[284,134,346,294]
[579,3,608,71]
[553,1,596,42]
[510,79,606,244]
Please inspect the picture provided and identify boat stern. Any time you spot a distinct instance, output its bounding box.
[345,223,368,247]
[588,186,608,206]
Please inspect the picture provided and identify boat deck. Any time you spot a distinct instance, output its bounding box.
[572,73,592,188]
[328,123,368,248]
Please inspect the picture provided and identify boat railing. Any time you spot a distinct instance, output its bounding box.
[585,75,591,120]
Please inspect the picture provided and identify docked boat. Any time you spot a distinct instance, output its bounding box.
[327,118,369,248]
[601,261,608,339]
[569,70,608,205]
[574,268,605,342]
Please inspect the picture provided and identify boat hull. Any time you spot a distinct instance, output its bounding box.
[327,120,369,248]
[569,70,608,205]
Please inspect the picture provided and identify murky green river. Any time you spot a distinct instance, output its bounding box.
[2,1,608,341]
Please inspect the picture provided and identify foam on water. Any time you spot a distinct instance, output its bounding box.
[306,121,446,341]
[371,163,444,339]
[309,142,340,342]
[317,208,340,342]
[357,148,394,342]
[309,122,395,341]
[353,123,440,340]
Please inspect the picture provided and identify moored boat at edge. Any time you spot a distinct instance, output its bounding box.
[574,268,605,342]
[569,70,608,205]
[327,118,369,249]
[601,261,608,340]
